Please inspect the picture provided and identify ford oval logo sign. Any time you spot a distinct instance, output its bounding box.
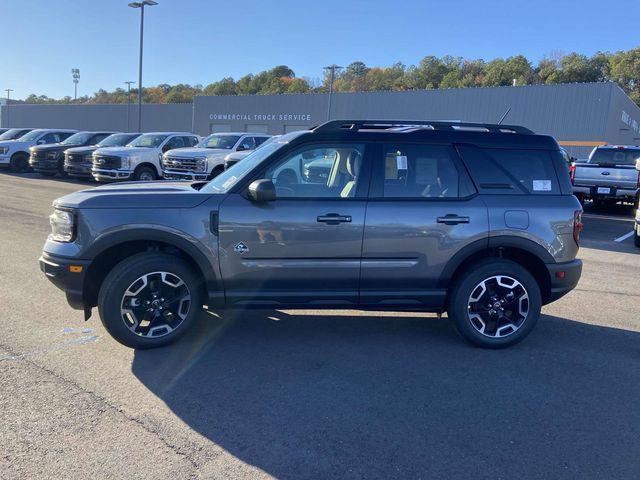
[601,171,610,175]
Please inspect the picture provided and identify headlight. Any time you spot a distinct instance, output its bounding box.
[49,208,76,242]
[120,157,131,170]
[196,158,208,172]
[0,147,8,155]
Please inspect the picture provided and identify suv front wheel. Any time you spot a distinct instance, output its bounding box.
[98,253,203,349]
[447,259,542,349]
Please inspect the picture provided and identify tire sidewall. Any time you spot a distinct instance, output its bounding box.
[448,259,542,349]
[98,253,203,349]
[10,153,29,173]
[134,166,156,181]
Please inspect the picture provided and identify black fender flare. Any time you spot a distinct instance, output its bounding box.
[83,227,222,302]
[438,235,554,288]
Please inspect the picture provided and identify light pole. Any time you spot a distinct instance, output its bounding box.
[71,68,80,100]
[4,89,13,127]
[323,64,342,121]
[128,0,158,132]
[125,81,135,132]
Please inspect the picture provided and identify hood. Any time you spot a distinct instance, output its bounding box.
[54,181,218,209]
[164,146,230,159]
[65,145,99,155]
[94,146,158,158]
[31,143,70,153]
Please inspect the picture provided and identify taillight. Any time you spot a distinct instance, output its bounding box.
[569,163,576,185]
[573,210,584,245]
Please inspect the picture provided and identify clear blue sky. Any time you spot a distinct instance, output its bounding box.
[3,0,639,100]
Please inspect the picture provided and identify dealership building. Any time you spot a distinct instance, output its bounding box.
[2,82,639,157]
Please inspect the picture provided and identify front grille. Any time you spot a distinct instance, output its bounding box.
[66,153,91,165]
[163,156,199,172]
[93,155,121,169]
[31,150,47,159]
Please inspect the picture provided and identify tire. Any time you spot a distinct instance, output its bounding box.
[134,165,157,181]
[98,253,204,349]
[447,258,542,349]
[9,152,29,173]
[208,165,224,180]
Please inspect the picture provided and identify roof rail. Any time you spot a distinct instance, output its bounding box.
[313,120,534,135]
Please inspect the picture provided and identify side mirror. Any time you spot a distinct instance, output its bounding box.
[248,179,276,202]
[236,144,247,152]
[37,139,46,144]
[162,144,172,153]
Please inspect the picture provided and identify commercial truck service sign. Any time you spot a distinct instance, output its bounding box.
[209,113,312,122]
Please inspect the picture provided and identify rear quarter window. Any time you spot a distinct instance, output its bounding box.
[457,146,560,195]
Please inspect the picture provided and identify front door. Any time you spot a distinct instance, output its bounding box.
[218,142,370,308]
[360,142,488,309]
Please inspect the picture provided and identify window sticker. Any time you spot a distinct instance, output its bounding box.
[532,180,551,191]
[396,155,408,170]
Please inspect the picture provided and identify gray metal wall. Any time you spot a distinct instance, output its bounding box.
[3,83,640,158]
[0,103,193,133]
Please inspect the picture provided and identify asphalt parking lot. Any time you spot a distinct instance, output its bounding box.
[1,172,639,480]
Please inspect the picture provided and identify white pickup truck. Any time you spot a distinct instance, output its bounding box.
[571,145,640,208]
[0,128,77,172]
[162,132,270,181]
[92,132,200,182]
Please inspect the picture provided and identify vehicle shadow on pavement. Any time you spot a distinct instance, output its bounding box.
[131,310,640,479]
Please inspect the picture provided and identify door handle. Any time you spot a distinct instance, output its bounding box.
[437,214,470,225]
[317,213,352,225]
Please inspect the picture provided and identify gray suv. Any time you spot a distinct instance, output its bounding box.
[40,120,583,349]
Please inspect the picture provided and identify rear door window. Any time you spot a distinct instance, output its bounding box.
[457,146,560,195]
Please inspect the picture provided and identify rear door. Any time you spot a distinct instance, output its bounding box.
[360,142,488,309]
[217,142,371,307]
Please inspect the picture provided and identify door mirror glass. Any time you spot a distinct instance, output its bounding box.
[248,179,276,202]
[236,144,247,152]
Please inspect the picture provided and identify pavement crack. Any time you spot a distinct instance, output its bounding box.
[0,341,201,472]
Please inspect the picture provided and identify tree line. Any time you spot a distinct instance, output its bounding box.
[22,48,640,106]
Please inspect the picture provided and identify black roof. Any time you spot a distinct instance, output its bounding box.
[308,120,559,150]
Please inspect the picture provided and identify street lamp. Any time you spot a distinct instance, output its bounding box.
[128,0,158,132]
[71,68,80,100]
[125,81,135,132]
[323,65,342,121]
[4,89,13,127]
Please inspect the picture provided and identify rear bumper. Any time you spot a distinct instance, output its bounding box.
[39,252,91,310]
[545,259,582,304]
[573,185,639,200]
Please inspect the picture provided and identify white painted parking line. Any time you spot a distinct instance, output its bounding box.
[583,213,634,222]
[614,231,635,242]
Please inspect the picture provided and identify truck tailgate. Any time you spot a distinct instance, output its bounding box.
[573,164,638,189]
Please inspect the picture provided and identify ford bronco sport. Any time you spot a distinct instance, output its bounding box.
[40,120,583,349]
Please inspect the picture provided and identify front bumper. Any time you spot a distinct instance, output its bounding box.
[0,154,10,165]
[92,167,132,181]
[30,157,60,173]
[64,162,93,176]
[572,185,639,200]
[39,252,91,311]
[162,169,209,181]
[545,259,582,304]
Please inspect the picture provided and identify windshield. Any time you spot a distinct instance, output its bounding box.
[588,148,640,166]
[18,129,47,142]
[0,128,30,141]
[200,131,307,194]
[61,132,94,145]
[199,134,241,149]
[98,133,139,147]
[128,134,169,148]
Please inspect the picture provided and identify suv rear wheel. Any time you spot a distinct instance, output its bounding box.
[447,259,541,348]
[98,253,203,349]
